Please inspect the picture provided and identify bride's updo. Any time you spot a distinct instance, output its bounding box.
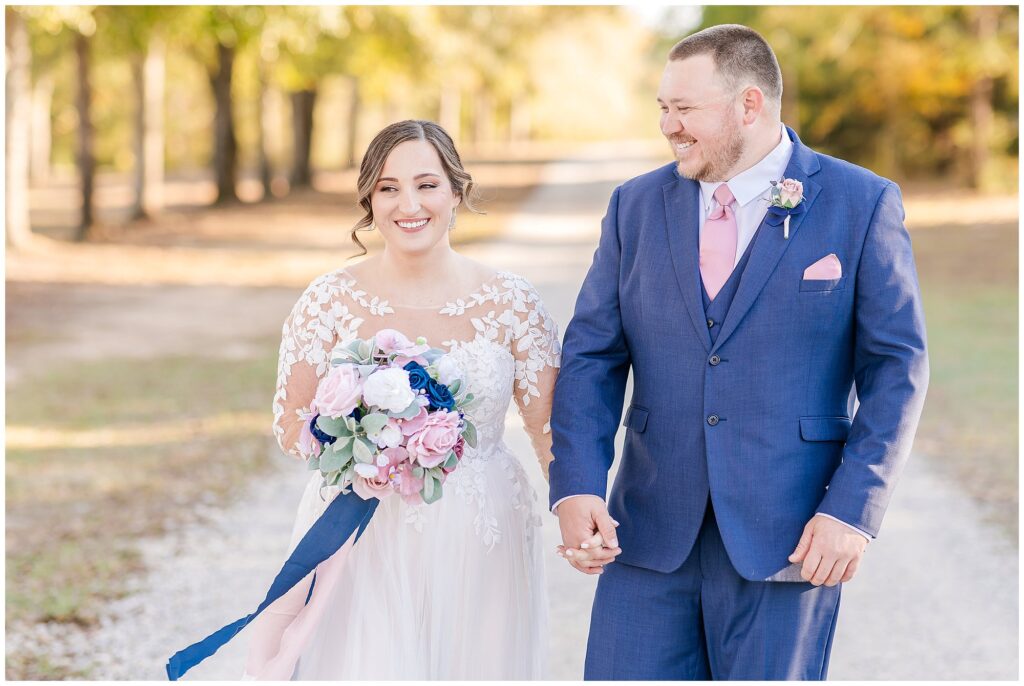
[351,120,483,256]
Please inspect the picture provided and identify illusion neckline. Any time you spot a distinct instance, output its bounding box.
[336,267,510,311]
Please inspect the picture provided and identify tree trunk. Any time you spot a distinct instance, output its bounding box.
[256,54,272,199]
[289,88,316,189]
[968,6,997,190]
[210,42,238,204]
[129,52,145,220]
[5,7,33,249]
[74,29,95,241]
[345,76,360,169]
[143,34,165,216]
[438,85,461,141]
[30,73,53,185]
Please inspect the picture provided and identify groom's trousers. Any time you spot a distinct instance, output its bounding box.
[584,498,842,680]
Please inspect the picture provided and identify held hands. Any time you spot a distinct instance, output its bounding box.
[554,495,621,575]
[788,514,869,586]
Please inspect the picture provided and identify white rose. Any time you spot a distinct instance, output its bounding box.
[361,367,416,413]
[435,355,465,387]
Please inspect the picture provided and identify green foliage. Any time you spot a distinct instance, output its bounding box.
[682,6,1019,188]
[12,5,1017,183]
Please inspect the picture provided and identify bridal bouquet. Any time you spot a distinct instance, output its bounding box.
[167,330,478,680]
[300,329,477,506]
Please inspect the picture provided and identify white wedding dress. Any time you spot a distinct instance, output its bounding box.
[246,268,560,680]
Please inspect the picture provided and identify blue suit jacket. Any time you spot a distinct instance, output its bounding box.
[549,127,929,581]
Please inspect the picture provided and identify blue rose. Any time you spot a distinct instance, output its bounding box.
[404,361,431,391]
[308,414,338,445]
[426,378,456,411]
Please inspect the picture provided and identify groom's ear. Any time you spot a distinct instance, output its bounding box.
[740,86,765,125]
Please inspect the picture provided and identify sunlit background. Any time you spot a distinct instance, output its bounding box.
[5,5,1018,680]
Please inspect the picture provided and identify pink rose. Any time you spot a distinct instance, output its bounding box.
[405,410,462,468]
[314,365,363,418]
[395,461,424,505]
[778,178,803,207]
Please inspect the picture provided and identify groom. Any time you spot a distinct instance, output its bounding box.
[549,24,929,680]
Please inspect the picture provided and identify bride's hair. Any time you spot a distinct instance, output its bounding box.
[351,120,483,257]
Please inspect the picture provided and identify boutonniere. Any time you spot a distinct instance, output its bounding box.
[768,178,805,239]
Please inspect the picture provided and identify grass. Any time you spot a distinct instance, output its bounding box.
[5,347,282,678]
[910,221,1018,538]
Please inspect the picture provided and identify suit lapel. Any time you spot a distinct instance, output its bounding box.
[710,130,823,354]
[662,176,712,352]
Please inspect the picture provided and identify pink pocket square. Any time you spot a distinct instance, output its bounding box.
[803,254,842,280]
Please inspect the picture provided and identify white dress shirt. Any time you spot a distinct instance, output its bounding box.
[554,124,872,545]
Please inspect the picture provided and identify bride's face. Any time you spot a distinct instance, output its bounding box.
[371,140,461,256]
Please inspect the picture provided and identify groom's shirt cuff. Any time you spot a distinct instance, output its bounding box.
[816,512,873,543]
[551,494,602,515]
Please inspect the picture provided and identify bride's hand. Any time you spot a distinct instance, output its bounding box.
[556,529,622,574]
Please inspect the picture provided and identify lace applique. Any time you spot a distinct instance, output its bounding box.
[274,268,557,548]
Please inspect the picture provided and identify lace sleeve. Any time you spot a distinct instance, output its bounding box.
[507,277,561,480]
[272,273,363,459]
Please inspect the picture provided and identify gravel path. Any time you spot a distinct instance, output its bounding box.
[22,148,1018,680]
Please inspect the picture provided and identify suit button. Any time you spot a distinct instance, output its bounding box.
[707,414,719,426]
[709,355,721,366]
[707,318,715,328]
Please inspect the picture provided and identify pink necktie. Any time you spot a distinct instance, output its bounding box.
[700,183,738,301]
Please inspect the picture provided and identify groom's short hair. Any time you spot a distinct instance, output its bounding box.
[669,24,783,117]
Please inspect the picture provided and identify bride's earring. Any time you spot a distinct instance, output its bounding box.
[448,207,457,231]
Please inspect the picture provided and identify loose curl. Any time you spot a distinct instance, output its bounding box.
[350,120,483,257]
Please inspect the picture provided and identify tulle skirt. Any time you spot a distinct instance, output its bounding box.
[288,446,548,680]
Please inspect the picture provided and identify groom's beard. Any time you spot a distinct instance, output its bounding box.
[673,118,745,183]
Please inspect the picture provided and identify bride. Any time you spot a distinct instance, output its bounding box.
[243,120,560,679]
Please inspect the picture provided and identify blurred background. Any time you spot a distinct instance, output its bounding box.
[5,5,1018,680]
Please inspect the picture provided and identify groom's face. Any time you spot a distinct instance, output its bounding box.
[658,55,745,182]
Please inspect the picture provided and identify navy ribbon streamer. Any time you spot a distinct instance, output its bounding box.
[165,492,379,680]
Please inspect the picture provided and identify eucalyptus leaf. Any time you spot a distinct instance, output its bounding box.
[448,379,461,395]
[352,437,375,464]
[422,478,443,505]
[316,415,350,437]
[360,413,389,436]
[422,473,435,501]
[320,448,347,472]
[413,466,425,479]
[443,452,458,470]
[462,420,478,449]
[345,416,359,433]
[307,456,321,471]
[392,399,422,419]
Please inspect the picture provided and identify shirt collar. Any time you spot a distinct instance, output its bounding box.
[699,123,793,210]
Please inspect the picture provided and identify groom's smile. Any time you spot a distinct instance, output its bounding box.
[657,54,747,182]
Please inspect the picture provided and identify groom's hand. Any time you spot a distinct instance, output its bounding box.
[788,514,869,586]
[555,495,621,575]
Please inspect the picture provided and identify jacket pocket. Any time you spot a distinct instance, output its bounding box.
[800,276,847,293]
[623,405,649,433]
[799,416,852,442]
